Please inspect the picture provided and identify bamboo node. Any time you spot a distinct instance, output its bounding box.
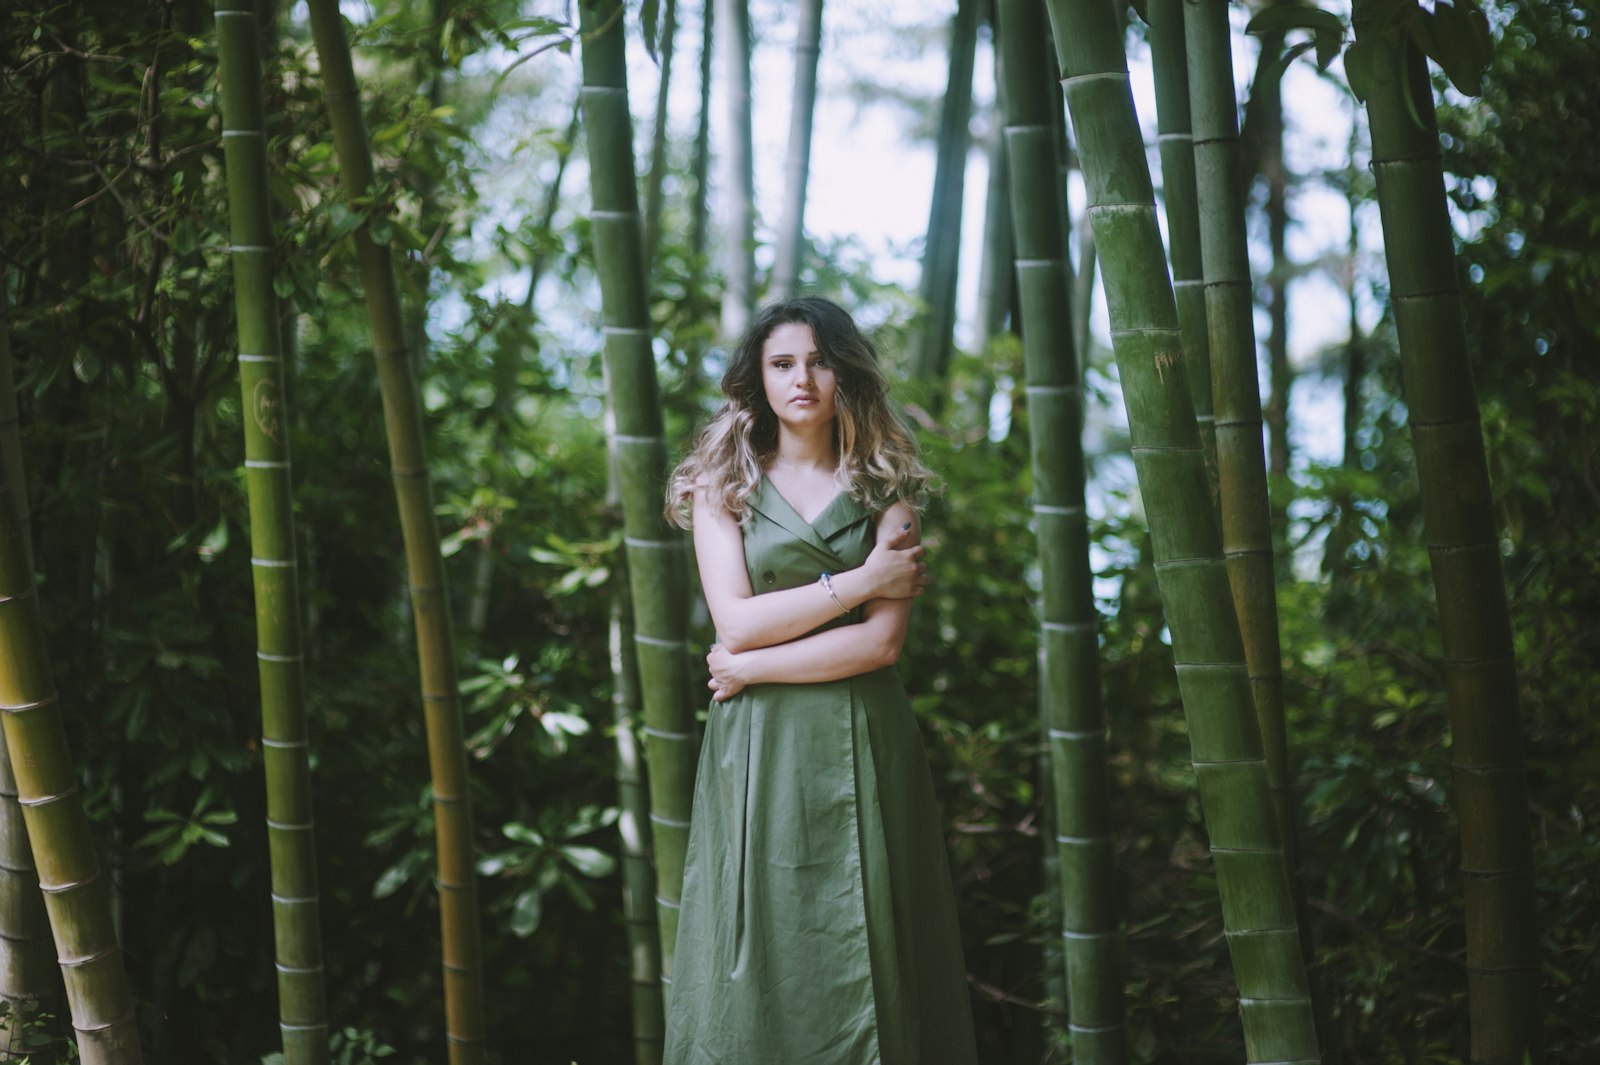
[265,819,316,833]
[1067,1022,1125,1034]
[220,129,265,138]
[18,784,81,810]
[1054,834,1110,846]
[421,690,457,702]
[243,458,291,469]
[654,895,682,910]
[0,586,39,604]
[642,726,692,742]
[70,1010,136,1034]
[228,244,273,253]
[279,1021,331,1033]
[251,556,296,569]
[649,812,691,829]
[0,695,58,714]
[1048,728,1104,741]
[274,962,324,975]
[57,943,118,969]
[270,891,320,904]
[256,650,302,663]
[633,633,686,649]
[613,434,663,446]
[260,736,310,749]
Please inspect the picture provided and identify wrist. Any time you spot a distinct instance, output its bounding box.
[738,648,768,686]
[829,567,871,611]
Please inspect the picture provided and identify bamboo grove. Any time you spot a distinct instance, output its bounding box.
[0,0,1592,1061]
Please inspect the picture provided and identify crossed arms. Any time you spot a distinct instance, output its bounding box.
[690,488,927,701]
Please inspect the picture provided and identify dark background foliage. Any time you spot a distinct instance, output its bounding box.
[0,0,1594,1061]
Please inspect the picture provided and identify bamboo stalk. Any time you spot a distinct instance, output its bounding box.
[215,5,330,1061]
[605,398,665,1064]
[996,3,1127,1061]
[1147,0,1218,496]
[642,0,679,272]
[578,0,699,995]
[716,0,755,336]
[303,4,487,1059]
[1043,0,1320,1059]
[911,0,980,383]
[1349,8,1540,1060]
[0,283,59,1061]
[0,471,141,1065]
[769,0,825,300]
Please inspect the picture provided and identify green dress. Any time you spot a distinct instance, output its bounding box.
[663,478,978,1065]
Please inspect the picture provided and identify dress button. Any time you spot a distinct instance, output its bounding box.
[762,570,776,585]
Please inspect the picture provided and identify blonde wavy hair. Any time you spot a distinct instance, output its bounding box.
[666,298,934,527]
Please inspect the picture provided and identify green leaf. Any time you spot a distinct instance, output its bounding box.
[1343,37,1381,102]
[1245,2,1346,39]
[501,821,544,846]
[559,844,616,879]
[510,887,544,937]
[1413,0,1493,97]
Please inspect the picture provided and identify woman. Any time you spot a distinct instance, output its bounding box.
[662,298,978,1064]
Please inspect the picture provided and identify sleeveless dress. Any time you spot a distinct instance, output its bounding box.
[663,478,978,1065]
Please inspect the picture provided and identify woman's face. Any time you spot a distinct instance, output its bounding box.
[760,322,838,432]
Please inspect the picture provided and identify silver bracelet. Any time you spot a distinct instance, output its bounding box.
[818,571,849,616]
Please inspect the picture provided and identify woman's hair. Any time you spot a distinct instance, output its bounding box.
[666,297,933,527]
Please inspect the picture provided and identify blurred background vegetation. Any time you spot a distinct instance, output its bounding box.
[0,0,1594,1061]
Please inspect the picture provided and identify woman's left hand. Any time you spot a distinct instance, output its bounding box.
[707,643,749,702]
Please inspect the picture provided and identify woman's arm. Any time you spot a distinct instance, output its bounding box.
[706,501,920,700]
[692,488,925,653]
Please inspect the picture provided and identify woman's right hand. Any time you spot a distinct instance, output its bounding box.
[860,522,929,600]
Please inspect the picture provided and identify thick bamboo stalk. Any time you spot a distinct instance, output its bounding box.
[578,0,699,992]
[642,0,679,272]
[0,288,58,1061]
[0,487,141,1065]
[1184,0,1306,954]
[1043,1,1319,1060]
[769,0,825,299]
[1146,0,1217,496]
[605,401,665,1063]
[716,0,755,336]
[995,3,1126,1061]
[303,4,487,1059]
[215,6,330,1062]
[1349,8,1540,1061]
[910,0,980,382]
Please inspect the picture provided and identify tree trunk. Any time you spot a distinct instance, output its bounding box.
[1043,0,1320,1059]
[0,468,141,1065]
[642,0,679,274]
[716,0,755,336]
[769,0,825,300]
[972,119,1014,436]
[0,289,59,1062]
[1147,0,1218,497]
[304,4,488,1060]
[996,3,1127,1061]
[216,6,331,1061]
[1349,8,1541,1060]
[578,0,699,992]
[1185,0,1322,1044]
[910,0,980,383]
[688,0,715,293]
[604,397,666,1064]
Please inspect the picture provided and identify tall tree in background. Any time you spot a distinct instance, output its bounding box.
[0,466,141,1065]
[1184,0,1308,975]
[1043,0,1321,1059]
[1147,0,1218,494]
[1347,2,1541,1059]
[0,293,57,1058]
[769,0,825,299]
[642,0,679,272]
[716,0,755,335]
[996,2,1126,1061]
[688,0,716,294]
[304,3,487,1059]
[910,0,980,383]
[215,5,329,1061]
[578,0,699,990]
